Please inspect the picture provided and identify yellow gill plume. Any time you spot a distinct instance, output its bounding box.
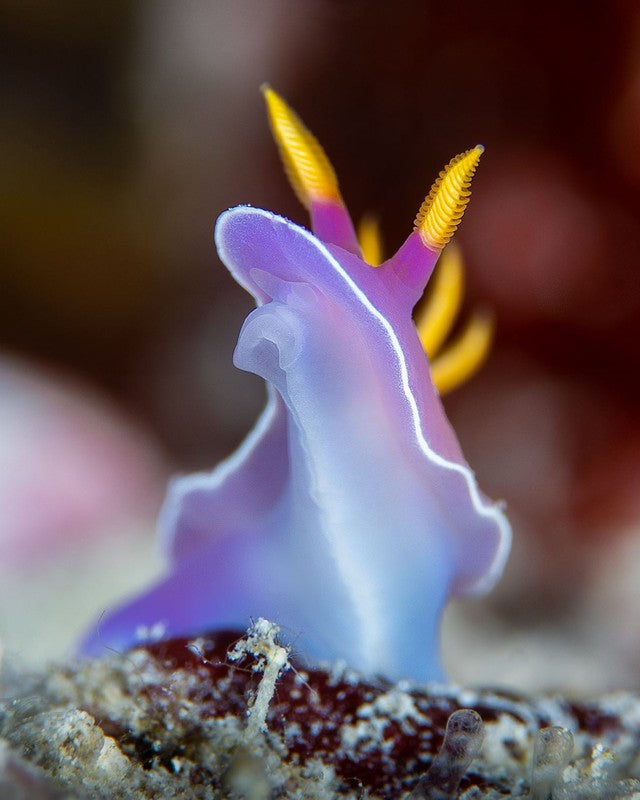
[357,214,384,266]
[416,242,464,358]
[429,310,494,395]
[415,242,494,394]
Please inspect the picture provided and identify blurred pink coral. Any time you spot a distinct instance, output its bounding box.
[0,355,167,566]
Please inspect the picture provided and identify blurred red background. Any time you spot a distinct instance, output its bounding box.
[2,1,639,689]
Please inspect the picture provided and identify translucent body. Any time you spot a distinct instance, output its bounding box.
[79,208,510,681]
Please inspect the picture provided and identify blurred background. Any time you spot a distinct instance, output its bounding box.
[2,0,640,691]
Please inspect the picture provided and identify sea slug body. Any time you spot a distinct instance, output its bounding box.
[80,88,511,682]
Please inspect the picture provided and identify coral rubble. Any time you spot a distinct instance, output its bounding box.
[2,622,640,799]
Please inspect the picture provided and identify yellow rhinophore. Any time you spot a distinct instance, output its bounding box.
[354,221,493,394]
[263,88,492,396]
[262,85,342,209]
[414,146,484,252]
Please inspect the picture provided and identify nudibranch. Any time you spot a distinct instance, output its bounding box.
[80,88,511,681]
